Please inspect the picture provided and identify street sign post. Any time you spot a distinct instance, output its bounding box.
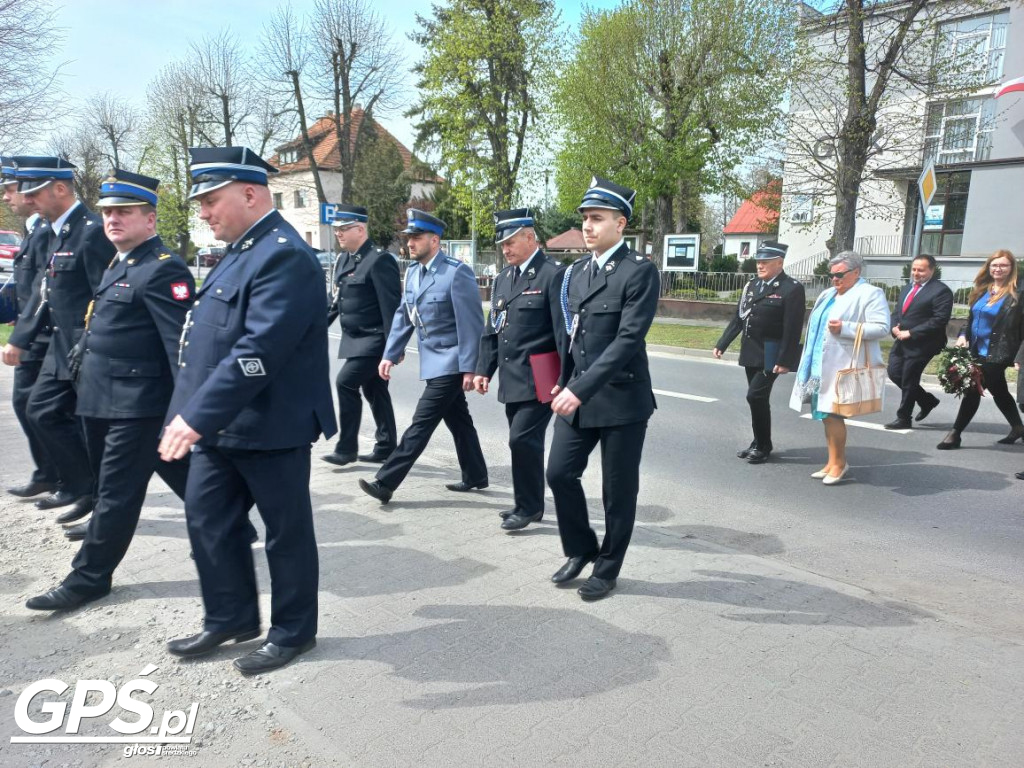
[913,161,938,257]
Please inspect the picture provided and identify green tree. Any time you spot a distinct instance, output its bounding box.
[350,124,411,248]
[408,0,562,233]
[552,0,792,266]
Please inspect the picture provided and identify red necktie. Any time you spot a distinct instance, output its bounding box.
[902,283,921,313]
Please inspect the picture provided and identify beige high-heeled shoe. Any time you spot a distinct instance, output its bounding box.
[810,469,829,479]
[822,465,849,485]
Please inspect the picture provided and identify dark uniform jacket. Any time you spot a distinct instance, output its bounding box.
[716,271,805,370]
[558,243,660,428]
[327,239,401,360]
[36,203,116,380]
[7,216,52,361]
[476,250,565,403]
[76,236,194,420]
[166,210,337,450]
[891,279,953,359]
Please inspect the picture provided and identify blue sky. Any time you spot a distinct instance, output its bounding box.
[45,0,620,155]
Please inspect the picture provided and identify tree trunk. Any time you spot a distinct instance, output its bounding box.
[651,194,673,269]
[290,71,326,205]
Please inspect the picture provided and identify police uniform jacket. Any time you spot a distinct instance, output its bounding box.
[716,271,805,370]
[76,236,194,420]
[327,239,401,359]
[38,203,116,380]
[165,210,337,450]
[384,253,483,380]
[476,250,565,403]
[7,217,52,361]
[558,243,660,428]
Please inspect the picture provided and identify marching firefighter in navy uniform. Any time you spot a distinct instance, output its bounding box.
[160,146,336,676]
[25,170,195,611]
[546,177,660,601]
[323,204,401,466]
[19,156,114,523]
[358,209,488,504]
[713,241,805,464]
[1,157,58,498]
[474,208,565,531]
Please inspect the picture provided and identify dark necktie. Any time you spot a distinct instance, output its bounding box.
[513,266,522,285]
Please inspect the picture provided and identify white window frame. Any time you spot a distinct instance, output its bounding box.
[923,98,996,165]
[789,194,814,224]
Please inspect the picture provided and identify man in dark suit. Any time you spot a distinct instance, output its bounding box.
[323,205,401,466]
[1,158,57,498]
[713,241,805,463]
[546,177,660,601]
[474,208,564,531]
[160,147,336,675]
[18,156,114,524]
[25,170,194,611]
[885,254,953,430]
[358,209,488,504]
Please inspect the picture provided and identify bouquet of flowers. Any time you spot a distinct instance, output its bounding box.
[936,346,984,398]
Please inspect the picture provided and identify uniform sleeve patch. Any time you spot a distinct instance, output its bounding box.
[159,253,172,260]
[238,358,266,377]
[171,282,191,301]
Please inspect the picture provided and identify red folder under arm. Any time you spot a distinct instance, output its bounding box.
[529,350,560,403]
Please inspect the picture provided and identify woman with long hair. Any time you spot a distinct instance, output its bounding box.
[938,249,1024,449]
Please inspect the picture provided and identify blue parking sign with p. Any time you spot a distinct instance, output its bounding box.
[321,202,340,225]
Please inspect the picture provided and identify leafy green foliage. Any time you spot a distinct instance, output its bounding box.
[350,123,411,248]
[703,254,739,273]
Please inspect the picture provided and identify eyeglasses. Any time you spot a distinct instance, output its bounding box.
[990,263,1011,270]
[829,270,853,280]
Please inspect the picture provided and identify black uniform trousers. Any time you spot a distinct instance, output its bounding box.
[505,399,553,515]
[375,373,487,491]
[26,369,93,497]
[744,367,779,450]
[185,445,318,647]
[887,347,940,421]
[12,360,57,484]
[546,417,648,580]
[62,417,189,595]
[335,356,396,456]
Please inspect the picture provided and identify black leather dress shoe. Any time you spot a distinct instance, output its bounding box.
[26,585,110,611]
[915,399,939,422]
[358,451,392,463]
[578,576,616,601]
[322,451,358,466]
[233,638,316,675]
[56,496,93,525]
[936,431,961,450]
[445,479,489,492]
[551,554,597,584]
[1015,470,1024,480]
[884,418,912,430]
[358,478,393,504]
[501,510,543,530]
[35,490,87,511]
[7,480,58,498]
[736,442,756,459]
[997,425,1024,444]
[166,628,261,658]
[746,449,771,464]
[64,523,88,541]
[498,509,515,520]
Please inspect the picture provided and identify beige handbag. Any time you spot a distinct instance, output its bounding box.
[833,322,886,417]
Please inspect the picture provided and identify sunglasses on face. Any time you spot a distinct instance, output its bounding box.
[830,270,853,280]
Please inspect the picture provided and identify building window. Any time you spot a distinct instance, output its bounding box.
[305,231,313,246]
[740,241,750,258]
[920,171,971,258]
[280,149,299,165]
[294,189,307,208]
[273,192,283,209]
[938,10,1009,85]
[789,194,814,224]
[922,98,996,166]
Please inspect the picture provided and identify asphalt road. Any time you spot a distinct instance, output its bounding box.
[335,337,1024,640]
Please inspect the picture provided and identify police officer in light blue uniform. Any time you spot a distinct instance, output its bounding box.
[358,208,488,504]
[160,146,336,676]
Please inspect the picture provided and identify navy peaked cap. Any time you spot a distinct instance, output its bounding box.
[97,168,160,207]
[493,208,535,244]
[12,156,76,194]
[331,204,369,227]
[578,176,636,220]
[1,156,16,185]
[187,146,277,199]
[755,241,788,260]
[402,208,445,236]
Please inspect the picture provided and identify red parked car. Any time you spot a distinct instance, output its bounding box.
[0,230,21,272]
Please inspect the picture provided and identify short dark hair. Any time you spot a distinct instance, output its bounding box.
[912,254,937,269]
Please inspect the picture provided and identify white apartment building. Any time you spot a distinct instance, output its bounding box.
[780,2,1024,281]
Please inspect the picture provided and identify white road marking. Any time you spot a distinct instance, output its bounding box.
[653,388,717,403]
[799,413,910,433]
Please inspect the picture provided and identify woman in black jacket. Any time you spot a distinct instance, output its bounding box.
[938,249,1024,449]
